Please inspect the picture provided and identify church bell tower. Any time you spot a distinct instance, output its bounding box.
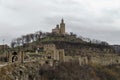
[60,19,65,34]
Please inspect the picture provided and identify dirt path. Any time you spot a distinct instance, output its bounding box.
[0,63,8,68]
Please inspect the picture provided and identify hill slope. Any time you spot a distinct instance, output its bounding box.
[0,62,120,80]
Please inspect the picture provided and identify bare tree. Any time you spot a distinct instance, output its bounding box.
[11,41,16,48]
[37,31,43,40]
[25,34,31,43]
[34,31,43,41]
[16,38,22,46]
[29,33,35,42]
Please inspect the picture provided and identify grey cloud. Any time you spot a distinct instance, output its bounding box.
[0,0,120,45]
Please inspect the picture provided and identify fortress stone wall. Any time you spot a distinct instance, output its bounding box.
[64,53,120,66]
[7,51,24,63]
[90,54,120,65]
[1,44,120,67]
[43,44,65,61]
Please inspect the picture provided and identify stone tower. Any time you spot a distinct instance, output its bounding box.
[52,19,66,34]
[60,19,65,34]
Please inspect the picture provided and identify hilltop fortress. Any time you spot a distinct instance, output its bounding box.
[0,19,120,67]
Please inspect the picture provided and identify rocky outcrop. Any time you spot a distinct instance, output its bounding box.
[0,62,50,80]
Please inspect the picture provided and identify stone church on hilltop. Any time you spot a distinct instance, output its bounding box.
[52,19,65,34]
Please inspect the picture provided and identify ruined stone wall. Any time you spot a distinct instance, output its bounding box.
[43,44,65,61]
[8,52,24,63]
[58,49,65,61]
[64,56,88,66]
[44,44,56,51]
[90,54,120,65]
[64,54,120,66]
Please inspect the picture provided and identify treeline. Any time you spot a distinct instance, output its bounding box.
[10,30,109,48]
[10,31,77,48]
[10,30,66,48]
[11,31,46,48]
[79,36,109,46]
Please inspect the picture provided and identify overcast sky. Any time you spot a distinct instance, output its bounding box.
[0,0,120,45]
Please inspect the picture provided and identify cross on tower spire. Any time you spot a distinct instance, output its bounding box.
[61,18,64,23]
